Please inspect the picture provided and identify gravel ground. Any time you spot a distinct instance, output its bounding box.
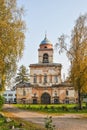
[3,104,87,130]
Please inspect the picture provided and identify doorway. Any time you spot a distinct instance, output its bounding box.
[41,92,51,104]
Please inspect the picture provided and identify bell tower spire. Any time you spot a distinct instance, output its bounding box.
[38,35,53,63]
[45,31,47,39]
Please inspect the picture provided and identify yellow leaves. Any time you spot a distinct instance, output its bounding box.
[69,14,87,93]
[0,0,25,90]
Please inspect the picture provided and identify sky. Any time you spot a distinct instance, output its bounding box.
[17,0,87,80]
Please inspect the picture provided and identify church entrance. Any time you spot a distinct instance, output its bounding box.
[41,92,51,104]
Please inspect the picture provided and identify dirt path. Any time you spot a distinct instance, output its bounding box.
[3,104,87,130]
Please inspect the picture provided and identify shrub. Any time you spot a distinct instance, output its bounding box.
[61,106,68,111]
[44,105,48,109]
[50,106,55,110]
[45,116,55,130]
[0,95,5,110]
[73,106,79,111]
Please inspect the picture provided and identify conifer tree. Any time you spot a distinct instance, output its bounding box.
[16,65,29,84]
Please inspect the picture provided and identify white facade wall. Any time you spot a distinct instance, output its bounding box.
[30,66,62,86]
[3,90,16,103]
[67,90,75,98]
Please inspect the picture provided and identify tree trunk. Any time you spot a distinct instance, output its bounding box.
[0,71,6,92]
[78,89,82,110]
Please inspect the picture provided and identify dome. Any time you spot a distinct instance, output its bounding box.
[40,35,52,45]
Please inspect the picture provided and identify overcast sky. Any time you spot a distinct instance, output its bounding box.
[17,0,87,80]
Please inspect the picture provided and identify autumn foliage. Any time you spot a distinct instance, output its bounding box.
[0,0,25,90]
[56,14,87,109]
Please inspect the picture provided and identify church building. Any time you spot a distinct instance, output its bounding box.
[16,35,77,104]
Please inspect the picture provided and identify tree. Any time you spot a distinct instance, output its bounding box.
[0,95,5,110]
[15,65,29,84]
[55,14,87,109]
[0,0,25,91]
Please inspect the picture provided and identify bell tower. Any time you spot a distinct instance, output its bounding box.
[38,35,53,63]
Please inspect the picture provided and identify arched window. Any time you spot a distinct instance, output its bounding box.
[39,75,42,83]
[49,75,52,83]
[33,74,37,83]
[43,53,49,63]
[66,90,68,96]
[23,90,26,96]
[44,74,47,83]
[54,91,57,96]
[54,75,58,83]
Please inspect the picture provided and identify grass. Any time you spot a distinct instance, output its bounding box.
[1,104,87,130]
[0,112,46,130]
[14,103,87,114]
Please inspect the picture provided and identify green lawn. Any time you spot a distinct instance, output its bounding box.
[15,103,87,114]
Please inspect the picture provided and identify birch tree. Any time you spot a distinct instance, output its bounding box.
[0,0,25,91]
[55,14,87,109]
